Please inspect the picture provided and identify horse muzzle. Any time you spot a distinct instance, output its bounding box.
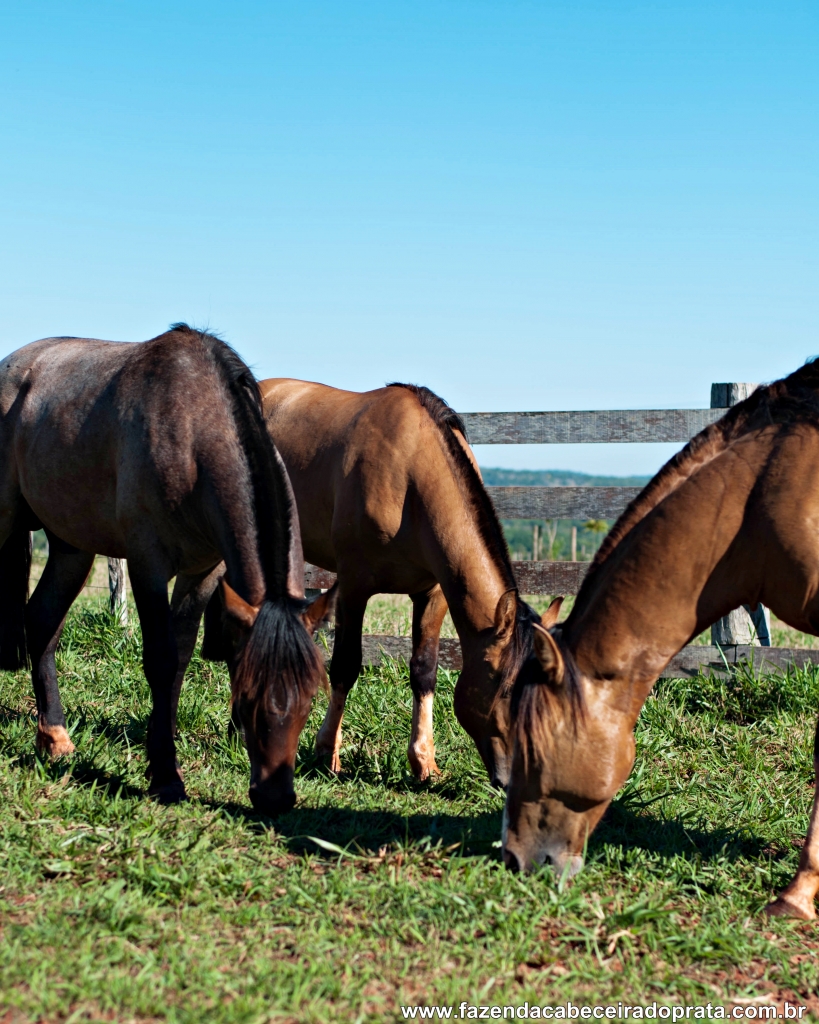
[248,762,297,817]
[248,782,296,817]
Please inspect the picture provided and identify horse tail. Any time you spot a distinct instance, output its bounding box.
[0,525,31,669]
[198,331,295,598]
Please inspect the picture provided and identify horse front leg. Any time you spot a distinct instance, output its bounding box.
[766,719,819,919]
[315,588,367,773]
[408,584,448,780]
[26,539,95,757]
[130,570,185,803]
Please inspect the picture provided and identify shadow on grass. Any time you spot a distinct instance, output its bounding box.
[200,792,773,869]
[0,705,146,800]
[0,704,776,866]
[594,796,772,863]
[202,797,505,858]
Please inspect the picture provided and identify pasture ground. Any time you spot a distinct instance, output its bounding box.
[1,583,819,1022]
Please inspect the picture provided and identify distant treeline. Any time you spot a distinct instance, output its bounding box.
[480,467,651,561]
[480,467,651,488]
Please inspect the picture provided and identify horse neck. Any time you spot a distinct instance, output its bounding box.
[413,444,513,655]
[563,437,771,706]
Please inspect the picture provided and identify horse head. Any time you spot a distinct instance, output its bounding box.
[500,604,636,876]
[452,592,559,790]
[220,580,337,816]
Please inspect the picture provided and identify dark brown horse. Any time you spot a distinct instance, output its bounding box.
[259,379,538,786]
[0,325,333,814]
[501,358,819,919]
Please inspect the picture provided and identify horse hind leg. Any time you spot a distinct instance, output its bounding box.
[26,539,95,757]
[315,588,367,773]
[408,585,448,780]
[0,522,32,670]
[766,718,819,919]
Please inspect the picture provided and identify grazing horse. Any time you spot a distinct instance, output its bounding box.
[0,325,333,815]
[501,357,819,919]
[258,379,537,786]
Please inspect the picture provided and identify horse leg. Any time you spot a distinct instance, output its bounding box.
[129,566,185,803]
[766,719,819,919]
[169,565,224,733]
[315,589,367,773]
[408,584,448,780]
[25,539,94,757]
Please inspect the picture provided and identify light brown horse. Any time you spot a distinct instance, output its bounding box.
[502,358,819,919]
[259,379,538,786]
[0,325,333,815]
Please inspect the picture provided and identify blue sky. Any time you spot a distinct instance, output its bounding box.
[1,1,816,474]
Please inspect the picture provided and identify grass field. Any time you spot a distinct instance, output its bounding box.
[2,584,819,1023]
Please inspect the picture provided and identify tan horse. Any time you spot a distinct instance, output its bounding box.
[260,380,538,786]
[502,358,819,919]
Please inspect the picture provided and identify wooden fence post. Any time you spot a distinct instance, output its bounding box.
[108,557,128,626]
[709,383,771,647]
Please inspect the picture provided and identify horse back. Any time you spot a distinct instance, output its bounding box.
[0,334,241,565]
[260,378,483,594]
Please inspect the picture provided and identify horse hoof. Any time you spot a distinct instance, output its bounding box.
[36,725,76,759]
[411,760,441,782]
[408,747,440,780]
[149,780,188,804]
[315,743,342,773]
[764,897,816,920]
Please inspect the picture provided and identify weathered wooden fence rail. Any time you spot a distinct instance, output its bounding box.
[459,408,722,445]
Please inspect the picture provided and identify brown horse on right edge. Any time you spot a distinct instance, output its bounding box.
[258,379,540,787]
[501,357,819,919]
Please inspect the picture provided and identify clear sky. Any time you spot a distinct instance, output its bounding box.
[1,1,816,474]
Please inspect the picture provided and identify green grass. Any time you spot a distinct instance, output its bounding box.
[2,598,819,1023]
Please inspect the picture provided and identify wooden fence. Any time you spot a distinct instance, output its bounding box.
[298,382,819,679]
[102,381,817,678]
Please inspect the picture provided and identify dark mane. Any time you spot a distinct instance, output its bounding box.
[388,382,538,696]
[510,627,586,764]
[168,324,323,712]
[578,358,819,597]
[169,323,293,596]
[387,382,514,591]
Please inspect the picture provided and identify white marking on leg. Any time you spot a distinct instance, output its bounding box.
[316,690,346,773]
[409,692,439,780]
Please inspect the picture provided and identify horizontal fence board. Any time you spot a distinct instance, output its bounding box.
[488,485,641,519]
[345,637,819,677]
[460,408,724,445]
[304,564,338,589]
[510,560,588,594]
[305,561,590,595]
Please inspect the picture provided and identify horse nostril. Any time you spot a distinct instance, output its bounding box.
[502,847,521,873]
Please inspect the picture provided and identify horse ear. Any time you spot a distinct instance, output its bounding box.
[301,582,338,636]
[533,623,565,684]
[494,589,518,644]
[220,580,259,630]
[540,596,564,630]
